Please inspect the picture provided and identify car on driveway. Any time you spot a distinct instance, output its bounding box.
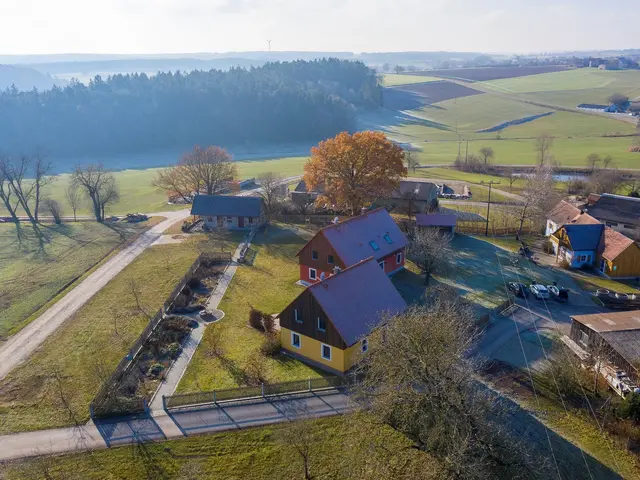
[547,285,569,302]
[529,284,550,300]
[508,282,529,298]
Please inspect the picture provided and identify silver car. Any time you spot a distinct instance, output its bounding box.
[529,284,549,300]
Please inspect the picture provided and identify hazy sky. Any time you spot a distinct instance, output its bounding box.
[0,0,637,55]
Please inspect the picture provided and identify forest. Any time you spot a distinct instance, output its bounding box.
[0,59,381,156]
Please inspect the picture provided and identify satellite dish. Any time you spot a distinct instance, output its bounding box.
[333,216,339,224]
[320,272,326,280]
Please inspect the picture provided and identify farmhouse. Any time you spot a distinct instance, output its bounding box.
[279,257,407,374]
[598,228,640,279]
[570,311,640,383]
[290,179,321,209]
[296,208,408,285]
[550,223,604,268]
[583,194,640,240]
[190,194,265,230]
[381,180,439,213]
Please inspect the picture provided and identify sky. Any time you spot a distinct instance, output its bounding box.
[0,0,637,55]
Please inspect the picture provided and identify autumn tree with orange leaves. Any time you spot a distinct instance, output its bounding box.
[304,131,407,215]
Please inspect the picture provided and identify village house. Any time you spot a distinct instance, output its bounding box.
[296,208,409,285]
[279,257,407,374]
[549,223,604,268]
[190,194,265,230]
[598,227,640,279]
[570,311,640,383]
[378,180,439,214]
[415,213,457,236]
[583,193,640,240]
[545,200,600,236]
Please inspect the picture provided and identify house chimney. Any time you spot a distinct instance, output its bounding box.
[333,266,341,275]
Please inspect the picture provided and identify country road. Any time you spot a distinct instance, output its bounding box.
[0,210,190,381]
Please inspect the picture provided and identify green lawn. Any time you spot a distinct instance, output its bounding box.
[0,242,202,434]
[177,224,325,393]
[567,269,639,294]
[0,220,161,338]
[382,73,440,86]
[0,415,439,480]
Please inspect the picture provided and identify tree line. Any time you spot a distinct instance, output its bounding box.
[0,59,381,156]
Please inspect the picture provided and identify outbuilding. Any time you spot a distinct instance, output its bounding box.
[190,194,265,230]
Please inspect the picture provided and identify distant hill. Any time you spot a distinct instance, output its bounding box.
[0,65,63,91]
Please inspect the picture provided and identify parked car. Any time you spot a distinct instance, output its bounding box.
[173,305,205,314]
[199,311,216,321]
[508,282,528,298]
[529,284,550,300]
[547,285,569,302]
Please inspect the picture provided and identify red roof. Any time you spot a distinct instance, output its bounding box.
[548,200,581,226]
[415,213,457,227]
[602,227,636,261]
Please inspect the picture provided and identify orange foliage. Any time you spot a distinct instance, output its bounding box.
[304,131,407,215]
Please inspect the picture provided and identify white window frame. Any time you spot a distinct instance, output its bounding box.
[396,252,402,265]
[291,332,301,349]
[294,309,302,323]
[317,317,326,332]
[378,261,385,270]
[361,338,368,353]
[321,343,332,360]
[309,268,317,280]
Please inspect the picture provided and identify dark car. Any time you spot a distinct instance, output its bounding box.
[172,305,205,314]
[548,285,569,302]
[508,282,528,298]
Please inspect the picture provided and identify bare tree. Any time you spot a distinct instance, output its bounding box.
[258,171,285,219]
[405,150,420,173]
[0,156,22,232]
[42,198,63,224]
[514,166,556,237]
[65,183,82,222]
[33,152,53,221]
[394,65,406,74]
[400,191,419,220]
[602,155,614,169]
[586,153,601,172]
[99,177,119,220]
[588,169,625,194]
[534,134,554,166]
[0,154,37,224]
[278,418,316,480]
[479,146,495,165]
[354,302,547,479]
[503,167,518,192]
[153,145,237,201]
[71,164,117,222]
[406,227,451,284]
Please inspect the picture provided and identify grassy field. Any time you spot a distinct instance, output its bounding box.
[177,224,325,393]
[0,220,162,338]
[381,73,440,86]
[0,241,202,434]
[0,415,439,479]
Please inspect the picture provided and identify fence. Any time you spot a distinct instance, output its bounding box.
[456,221,539,236]
[273,214,346,226]
[163,375,356,410]
[89,253,231,419]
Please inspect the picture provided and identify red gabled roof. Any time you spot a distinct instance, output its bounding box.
[602,227,636,261]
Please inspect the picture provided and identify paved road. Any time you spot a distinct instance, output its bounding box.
[0,389,350,461]
[0,210,190,381]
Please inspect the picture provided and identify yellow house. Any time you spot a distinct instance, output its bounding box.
[597,227,640,279]
[278,257,407,374]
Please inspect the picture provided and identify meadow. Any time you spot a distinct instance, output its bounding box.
[381,73,439,86]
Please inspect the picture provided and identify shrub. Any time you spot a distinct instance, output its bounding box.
[628,145,640,153]
[245,354,268,386]
[260,333,282,357]
[166,342,181,359]
[559,259,570,270]
[263,314,276,334]
[249,308,267,331]
[148,363,165,378]
[181,285,192,297]
[187,277,201,289]
[616,392,640,423]
[163,316,192,332]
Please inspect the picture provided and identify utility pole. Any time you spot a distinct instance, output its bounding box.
[465,140,469,163]
[484,181,501,236]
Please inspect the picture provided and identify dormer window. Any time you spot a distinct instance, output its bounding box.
[369,240,380,251]
[383,234,393,244]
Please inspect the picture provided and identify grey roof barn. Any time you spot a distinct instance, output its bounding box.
[191,195,264,217]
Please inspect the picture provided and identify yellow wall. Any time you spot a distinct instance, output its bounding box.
[344,341,366,371]
[280,328,346,372]
[603,243,640,278]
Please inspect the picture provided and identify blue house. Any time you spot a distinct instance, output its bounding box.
[550,224,605,268]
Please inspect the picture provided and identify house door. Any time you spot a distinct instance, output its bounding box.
[599,259,606,273]
[238,217,245,228]
[217,216,223,227]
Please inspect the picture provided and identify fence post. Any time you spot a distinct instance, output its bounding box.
[261,383,265,398]
[162,395,166,411]
[308,378,312,392]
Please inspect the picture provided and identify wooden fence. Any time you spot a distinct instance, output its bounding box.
[89,253,230,419]
[273,214,346,226]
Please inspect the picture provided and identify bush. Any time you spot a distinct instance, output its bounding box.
[263,314,276,334]
[166,342,181,359]
[260,333,282,357]
[245,354,268,386]
[567,179,588,195]
[616,392,640,423]
[163,316,192,332]
[249,308,267,331]
[148,363,165,378]
[187,277,201,289]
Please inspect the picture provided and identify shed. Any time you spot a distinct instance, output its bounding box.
[190,194,265,230]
